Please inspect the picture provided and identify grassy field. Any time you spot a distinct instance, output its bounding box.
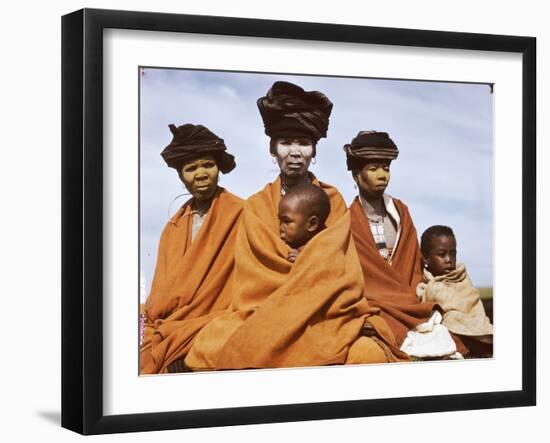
[477,288,493,322]
[478,287,493,300]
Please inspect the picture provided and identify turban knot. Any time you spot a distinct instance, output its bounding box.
[257,81,333,142]
[160,123,236,173]
[343,131,399,170]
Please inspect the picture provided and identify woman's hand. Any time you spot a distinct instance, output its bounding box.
[287,248,300,263]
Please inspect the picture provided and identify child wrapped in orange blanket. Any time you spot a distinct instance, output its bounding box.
[185,178,407,370]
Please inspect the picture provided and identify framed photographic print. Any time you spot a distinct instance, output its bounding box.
[62,8,536,435]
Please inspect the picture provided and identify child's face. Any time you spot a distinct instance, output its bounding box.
[278,196,317,249]
[423,234,457,276]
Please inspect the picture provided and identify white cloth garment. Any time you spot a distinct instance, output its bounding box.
[400,311,463,359]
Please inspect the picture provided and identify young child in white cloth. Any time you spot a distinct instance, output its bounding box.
[417,225,493,358]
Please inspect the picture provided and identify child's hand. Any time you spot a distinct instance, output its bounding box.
[287,248,300,263]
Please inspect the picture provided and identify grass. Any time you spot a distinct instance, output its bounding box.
[477,287,493,300]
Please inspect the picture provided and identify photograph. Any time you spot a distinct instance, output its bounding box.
[138,68,494,375]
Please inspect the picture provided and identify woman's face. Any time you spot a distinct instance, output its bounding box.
[179,154,219,202]
[354,160,391,199]
[272,137,315,180]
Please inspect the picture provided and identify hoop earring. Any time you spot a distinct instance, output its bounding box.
[271,156,277,164]
[311,157,317,165]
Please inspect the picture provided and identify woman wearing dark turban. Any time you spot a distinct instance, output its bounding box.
[344,131,468,359]
[140,124,243,374]
[185,83,408,371]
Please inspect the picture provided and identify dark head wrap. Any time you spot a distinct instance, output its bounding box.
[160,123,236,173]
[343,131,399,170]
[257,81,333,142]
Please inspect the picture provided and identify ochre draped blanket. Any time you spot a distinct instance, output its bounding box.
[349,197,437,347]
[185,177,407,370]
[140,188,243,374]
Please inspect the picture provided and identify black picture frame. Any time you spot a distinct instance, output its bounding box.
[61,8,536,435]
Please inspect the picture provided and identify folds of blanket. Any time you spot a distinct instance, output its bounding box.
[349,197,444,348]
[185,176,407,370]
[417,265,493,339]
[140,188,243,374]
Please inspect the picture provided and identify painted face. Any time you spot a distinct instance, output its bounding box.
[273,138,315,180]
[424,234,457,276]
[179,154,219,202]
[354,160,391,199]
[278,195,315,249]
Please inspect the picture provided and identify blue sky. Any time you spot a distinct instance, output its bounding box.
[140,68,493,296]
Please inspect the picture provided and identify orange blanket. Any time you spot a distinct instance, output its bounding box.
[140,188,243,374]
[349,197,437,347]
[185,177,407,370]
